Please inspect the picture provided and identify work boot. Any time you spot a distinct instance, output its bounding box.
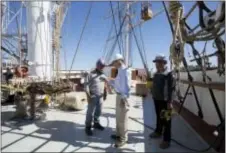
[111,134,120,140]
[114,140,127,148]
[85,127,93,136]
[149,132,161,138]
[159,141,170,149]
[93,122,105,131]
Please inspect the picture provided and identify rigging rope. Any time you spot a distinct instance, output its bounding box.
[128,16,150,78]
[138,22,148,71]
[68,2,93,77]
[63,4,72,72]
[162,2,174,36]
[214,37,225,76]
[117,1,125,56]
[168,1,184,71]
[197,1,214,31]
[162,1,204,118]
[104,15,127,64]
[102,20,113,59]
[188,41,224,123]
[179,2,224,122]
[110,1,122,55]
[19,2,23,69]
[180,2,225,43]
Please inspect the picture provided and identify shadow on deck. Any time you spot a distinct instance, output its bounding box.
[141,95,215,152]
[1,94,216,152]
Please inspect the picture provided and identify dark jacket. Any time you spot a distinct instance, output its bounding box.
[151,69,176,102]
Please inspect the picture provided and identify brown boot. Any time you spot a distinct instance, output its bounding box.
[111,134,120,140]
[115,140,127,148]
[159,141,170,149]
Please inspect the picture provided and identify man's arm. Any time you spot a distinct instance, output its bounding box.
[84,73,91,97]
[167,72,175,103]
[121,69,131,99]
[103,82,107,100]
[100,75,116,90]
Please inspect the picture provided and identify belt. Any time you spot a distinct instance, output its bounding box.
[116,92,121,95]
[90,92,104,98]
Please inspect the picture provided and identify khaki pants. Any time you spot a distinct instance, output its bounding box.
[116,95,129,142]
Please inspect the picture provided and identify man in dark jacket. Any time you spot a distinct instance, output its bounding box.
[150,54,175,149]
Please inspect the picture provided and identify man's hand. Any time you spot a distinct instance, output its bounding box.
[120,97,130,110]
[86,92,91,103]
[103,87,107,101]
[120,98,127,106]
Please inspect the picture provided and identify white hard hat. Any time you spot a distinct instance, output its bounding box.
[153,54,167,64]
[111,53,124,64]
[114,53,124,61]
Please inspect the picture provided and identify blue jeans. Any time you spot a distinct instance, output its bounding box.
[85,95,103,127]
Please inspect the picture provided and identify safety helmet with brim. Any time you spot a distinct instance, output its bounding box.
[96,58,106,68]
[153,55,167,64]
[109,53,124,66]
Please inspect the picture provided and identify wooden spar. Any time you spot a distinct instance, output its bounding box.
[180,79,225,91]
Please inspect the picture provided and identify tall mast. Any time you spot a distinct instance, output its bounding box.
[124,2,131,67]
[1,1,8,34]
[104,2,134,67]
[26,1,53,81]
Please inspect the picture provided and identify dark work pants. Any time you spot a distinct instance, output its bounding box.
[153,99,171,142]
[85,95,103,127]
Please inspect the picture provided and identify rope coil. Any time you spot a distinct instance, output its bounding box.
[167,1,184,70]
[168,1,183,25]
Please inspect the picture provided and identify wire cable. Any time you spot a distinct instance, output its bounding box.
[128,15,150,78]
[68,2,93,75]
[110,1,122,55]
[102,20,113,59]
[105,15,127,64]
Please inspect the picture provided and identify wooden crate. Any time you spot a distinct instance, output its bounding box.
[131,70,137,80]
[135,82,148,96]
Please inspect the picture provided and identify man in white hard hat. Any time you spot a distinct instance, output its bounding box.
[149,54,175,149]
[103,53,131,148]
[84,58,107,136]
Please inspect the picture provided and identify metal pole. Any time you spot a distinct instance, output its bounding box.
[1,1,7,34]
[125,2,131,67]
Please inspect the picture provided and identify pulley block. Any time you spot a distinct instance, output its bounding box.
[141,2,153,21]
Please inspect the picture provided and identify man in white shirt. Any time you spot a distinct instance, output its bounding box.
[104,53,131,148]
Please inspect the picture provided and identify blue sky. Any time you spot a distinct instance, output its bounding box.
[6,1,221,70]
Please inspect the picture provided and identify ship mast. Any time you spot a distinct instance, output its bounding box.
[125,2,131,67]
[105,2,134,67]
[26,1,53,81]
[1,1,8,34]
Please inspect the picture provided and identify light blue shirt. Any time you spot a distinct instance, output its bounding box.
[108,64,131,99]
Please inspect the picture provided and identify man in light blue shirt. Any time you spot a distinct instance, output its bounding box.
[104,53,131,148]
